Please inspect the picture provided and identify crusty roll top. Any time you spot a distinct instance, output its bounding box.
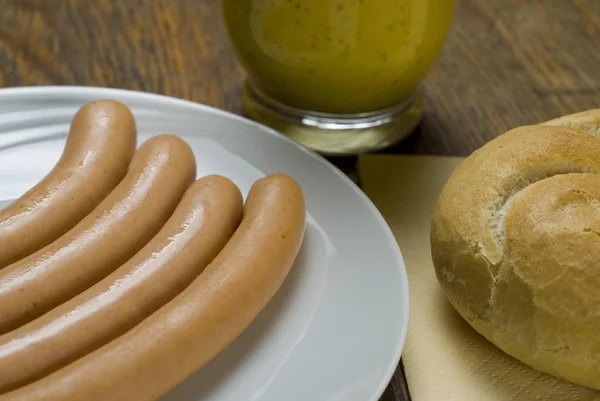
[431,109,600,389]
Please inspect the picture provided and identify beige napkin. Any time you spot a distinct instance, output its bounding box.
[359,155,600,401]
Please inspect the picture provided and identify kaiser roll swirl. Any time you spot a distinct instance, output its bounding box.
[431,109,600,389]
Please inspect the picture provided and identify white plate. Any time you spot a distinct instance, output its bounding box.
[0,86,409,401]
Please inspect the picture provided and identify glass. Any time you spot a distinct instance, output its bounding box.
[223,0,454,155]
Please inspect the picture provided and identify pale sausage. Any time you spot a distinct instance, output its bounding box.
[0,173,305,401]
[0,100,136,268]
[0,175,242,392]
[0,135,196,333]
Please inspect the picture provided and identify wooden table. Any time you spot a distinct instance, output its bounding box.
[1,1,599,400]
[2,0,599,156]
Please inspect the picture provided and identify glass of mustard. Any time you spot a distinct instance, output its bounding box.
[223,0,455,155]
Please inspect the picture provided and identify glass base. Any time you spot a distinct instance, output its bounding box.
[243,82,423,155]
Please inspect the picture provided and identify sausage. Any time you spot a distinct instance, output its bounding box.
[0,135,196,334]
[0,100,136,268]
[0,175,242,392]
[0,174,306,401]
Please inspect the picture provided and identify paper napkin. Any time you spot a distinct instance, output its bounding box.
[359,155,600,401]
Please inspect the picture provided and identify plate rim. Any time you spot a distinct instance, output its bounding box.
[0,85,409,401]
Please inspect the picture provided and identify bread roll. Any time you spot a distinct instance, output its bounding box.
[431,109,600,390]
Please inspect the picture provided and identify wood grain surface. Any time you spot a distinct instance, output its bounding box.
[0,1,598,400]
[0,0,599,156]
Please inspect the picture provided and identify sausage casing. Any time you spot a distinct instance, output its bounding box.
[0,135,196,333]
[0,100,137,268]
[0,175,242,392]
[0,174,305,401]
